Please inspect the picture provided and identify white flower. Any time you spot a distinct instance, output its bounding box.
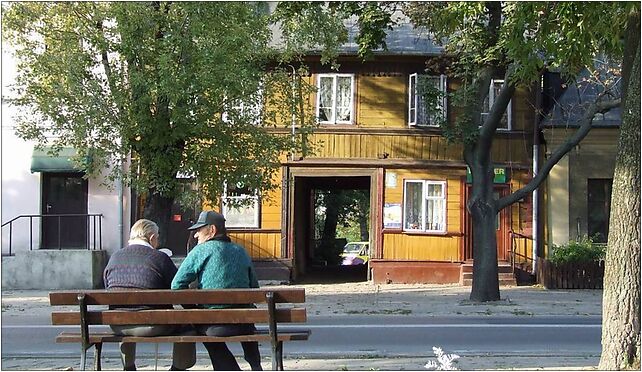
[424,346,460,371]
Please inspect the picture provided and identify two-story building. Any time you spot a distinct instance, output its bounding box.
[222,20,536,285]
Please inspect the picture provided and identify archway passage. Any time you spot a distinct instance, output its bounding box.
[291,175,372,283]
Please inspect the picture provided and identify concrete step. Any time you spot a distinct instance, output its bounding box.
[460,262,513,273]
[253,260,292,282]
[459,261,516,286]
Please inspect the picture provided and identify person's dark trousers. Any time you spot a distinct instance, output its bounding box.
[198,324,263,371]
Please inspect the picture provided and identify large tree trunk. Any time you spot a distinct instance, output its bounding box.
[142,191,174,248]
[598,37,641,370]
[468,158,501,302]
[321,192,340,243]
[359,214,369,241]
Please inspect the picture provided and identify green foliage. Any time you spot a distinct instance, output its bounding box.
[2,2,319,208]
[314,189,370,241]
[402,1,630,146]
[549,236,606,265]
[273,2,399,64]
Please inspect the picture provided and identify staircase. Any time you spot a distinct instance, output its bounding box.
[459,260,516,286]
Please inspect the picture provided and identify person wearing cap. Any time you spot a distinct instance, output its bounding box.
[171,210,262,371]
[104,219,196,371]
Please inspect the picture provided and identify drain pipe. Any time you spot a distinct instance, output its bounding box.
[287,64,297,162]
[532,77,542,274]
[117,156,124,248]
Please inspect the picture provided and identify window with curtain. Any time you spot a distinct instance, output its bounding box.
[222,184,260,228]
[403,180,447,232]
[481,79,512,130]
[316,74,354,124]
[222,86,263,125]
[408,74,447,126]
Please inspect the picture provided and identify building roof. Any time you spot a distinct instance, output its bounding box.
[340,17,444,56]
[269,12,444,57]
[541,71,621,128]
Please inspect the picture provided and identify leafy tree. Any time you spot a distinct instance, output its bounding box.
[2,1,317,244]
[599,6,640,370]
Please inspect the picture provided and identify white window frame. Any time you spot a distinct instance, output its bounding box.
[222,85,264,125]
[408,73,447,127]
[221,183,260,228]
[316,73,355,124]
[481,79,512,130]
[402,180,447,233]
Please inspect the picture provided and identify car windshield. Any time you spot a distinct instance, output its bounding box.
[343,243,364,253]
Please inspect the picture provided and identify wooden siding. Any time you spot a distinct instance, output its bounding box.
[508,169,533,235]
[260,172,284,230]
[230,231,281,259]
[358,75,407,127]
[306,131,530,164]
[382,233,462,261]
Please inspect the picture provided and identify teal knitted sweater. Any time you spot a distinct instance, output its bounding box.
[171,238,259,308]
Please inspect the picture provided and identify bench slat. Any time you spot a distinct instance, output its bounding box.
[55,331,311,344]
[52,308,307,325]
[49,289,304,306]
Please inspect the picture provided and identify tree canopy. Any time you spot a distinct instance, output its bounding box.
[2,1,319,241]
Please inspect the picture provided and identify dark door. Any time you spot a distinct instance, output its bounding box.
[41,173,88,249]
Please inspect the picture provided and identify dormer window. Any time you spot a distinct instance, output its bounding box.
[316,74,354,124]
[408,74,447,127]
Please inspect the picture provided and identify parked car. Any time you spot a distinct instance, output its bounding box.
[341,242,370,265]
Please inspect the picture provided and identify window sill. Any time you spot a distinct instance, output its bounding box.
[319,122,354,127]
[382,229,463,237]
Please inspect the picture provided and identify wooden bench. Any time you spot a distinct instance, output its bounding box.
[49,288,310,371]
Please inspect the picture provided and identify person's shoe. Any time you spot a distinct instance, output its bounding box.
[169,366,185,371]
[124,366,136,371]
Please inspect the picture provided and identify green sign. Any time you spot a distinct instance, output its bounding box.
[466,167,508,184]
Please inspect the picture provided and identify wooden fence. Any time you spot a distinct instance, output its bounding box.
[537,258,605,289]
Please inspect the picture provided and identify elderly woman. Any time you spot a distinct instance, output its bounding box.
[103,219,196,371]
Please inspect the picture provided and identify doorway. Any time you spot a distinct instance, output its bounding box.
[289,172,377,283]
[463,185,511,262]
[41,173,88,249]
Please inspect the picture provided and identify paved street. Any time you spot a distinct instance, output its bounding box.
[1,283,603,370]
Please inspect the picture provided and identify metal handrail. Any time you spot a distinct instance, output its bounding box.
[1,214,103,256]
[508,230,535,274]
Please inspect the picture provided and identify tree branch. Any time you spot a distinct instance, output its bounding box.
[496,97,621,211]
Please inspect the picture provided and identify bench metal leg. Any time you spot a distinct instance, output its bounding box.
[94,343,103,371]
[276,341,284,371]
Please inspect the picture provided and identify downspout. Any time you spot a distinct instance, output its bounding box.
[532,76,542,274]
[117,156,124,248]
[288,64,297,161]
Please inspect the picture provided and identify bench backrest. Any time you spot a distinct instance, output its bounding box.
[50,288,306,326]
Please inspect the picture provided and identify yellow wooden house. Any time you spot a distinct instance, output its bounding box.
[218,23,536,285]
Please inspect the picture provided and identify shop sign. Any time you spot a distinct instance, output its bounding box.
[466,167,508,184]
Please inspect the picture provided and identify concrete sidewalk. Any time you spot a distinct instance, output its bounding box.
[1,283,603,370]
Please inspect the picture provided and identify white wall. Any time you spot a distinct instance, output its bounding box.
[88,166,131,253]
[1,43,42,254]
[2,44,129,256]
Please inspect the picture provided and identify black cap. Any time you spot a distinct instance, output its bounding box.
[188,211,226,231]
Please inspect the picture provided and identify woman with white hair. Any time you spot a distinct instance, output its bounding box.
[104,219,196,371]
